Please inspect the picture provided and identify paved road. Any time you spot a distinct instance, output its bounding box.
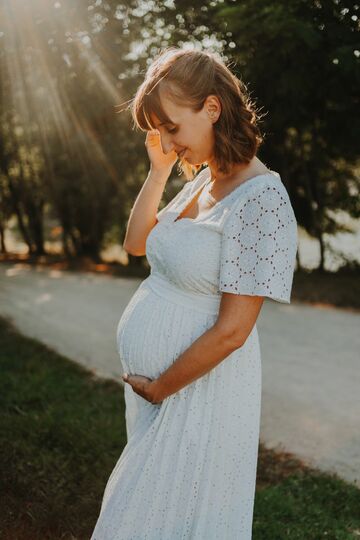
[1,261,359,487]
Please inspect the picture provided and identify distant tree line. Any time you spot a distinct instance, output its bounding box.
[0,0,359,270]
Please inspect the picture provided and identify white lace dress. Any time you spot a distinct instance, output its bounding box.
[91,167,298,540]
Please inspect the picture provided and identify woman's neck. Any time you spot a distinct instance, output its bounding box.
[208,156,270,187]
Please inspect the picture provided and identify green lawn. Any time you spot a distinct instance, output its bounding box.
[0,316,359,539]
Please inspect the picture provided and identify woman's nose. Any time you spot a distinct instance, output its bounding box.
[160,133,175,155]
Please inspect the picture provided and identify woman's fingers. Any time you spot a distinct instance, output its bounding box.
[122,373,157,403]
[144,130,177,170]
[145,130,160,146]
[122,373,151,388]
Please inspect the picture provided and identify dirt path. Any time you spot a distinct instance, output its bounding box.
[1,261,359,487]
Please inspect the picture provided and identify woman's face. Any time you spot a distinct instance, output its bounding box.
[150,89,220,167]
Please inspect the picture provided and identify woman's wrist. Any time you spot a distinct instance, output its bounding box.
[148,166,172,185]
[149,378,167,403]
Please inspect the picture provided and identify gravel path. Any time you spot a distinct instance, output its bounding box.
[1,261,359,487]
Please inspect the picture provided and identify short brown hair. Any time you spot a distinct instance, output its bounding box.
[129,47,265,180]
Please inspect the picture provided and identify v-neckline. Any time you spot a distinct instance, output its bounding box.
[173,170,278,223]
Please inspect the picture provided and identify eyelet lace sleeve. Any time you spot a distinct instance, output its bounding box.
[219,181,298,303]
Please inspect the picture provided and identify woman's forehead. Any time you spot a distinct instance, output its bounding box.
[146,80,191,128]
[150,114,174,128]
[143,93,173,128]
[148,105,177,128]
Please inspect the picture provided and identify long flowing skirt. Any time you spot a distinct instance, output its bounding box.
[91,273,262,540]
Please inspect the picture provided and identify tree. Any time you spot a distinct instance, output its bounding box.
[156,0,360,270]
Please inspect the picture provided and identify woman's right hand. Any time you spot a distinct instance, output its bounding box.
[145,130,178,172]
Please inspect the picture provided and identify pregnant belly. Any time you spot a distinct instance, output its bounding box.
[116,280,217,379]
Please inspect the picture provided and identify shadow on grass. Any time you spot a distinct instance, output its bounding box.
[0,316,359,539]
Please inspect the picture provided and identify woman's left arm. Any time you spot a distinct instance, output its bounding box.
[123,293,264,403]
[124,179,298,403]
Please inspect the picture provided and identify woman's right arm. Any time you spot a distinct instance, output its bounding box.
[123,130,178,256]
[123,167,172,256]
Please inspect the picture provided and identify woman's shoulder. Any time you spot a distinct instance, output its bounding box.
[234,171,292,207]
[224,171,297,229]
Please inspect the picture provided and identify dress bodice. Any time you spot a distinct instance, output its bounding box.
[146,167,298,302]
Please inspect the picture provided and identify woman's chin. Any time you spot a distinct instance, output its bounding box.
[184,154,206,167]
[179,152,203,169]
[183,154,194,164]
[179,155,190,165]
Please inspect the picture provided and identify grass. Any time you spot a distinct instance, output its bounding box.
[0,316,359,539]
[292,267,360,311]
[0,316,127,539]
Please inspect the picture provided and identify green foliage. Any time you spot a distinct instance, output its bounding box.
[161,0,360,269]
[0,0,359,268]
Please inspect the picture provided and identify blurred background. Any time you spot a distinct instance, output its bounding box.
[0,0,359,308]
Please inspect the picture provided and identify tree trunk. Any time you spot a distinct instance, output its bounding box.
[61,227,73,258]
[299,133,326,272]
[310,172,326,273]
[317,231,325,272]
[6,177,33,253]
[27,198,46,256]
[0,220,7,253]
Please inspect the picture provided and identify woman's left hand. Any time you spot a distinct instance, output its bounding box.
[122,373,163,404]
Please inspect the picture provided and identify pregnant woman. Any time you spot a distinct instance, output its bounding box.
[91,47,298,539]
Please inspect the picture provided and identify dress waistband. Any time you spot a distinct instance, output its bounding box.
[142,272,221,315]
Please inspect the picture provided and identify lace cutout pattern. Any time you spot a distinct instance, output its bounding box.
[219,182,298,303]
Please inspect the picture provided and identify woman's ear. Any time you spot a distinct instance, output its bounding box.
[205,94,221,123]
